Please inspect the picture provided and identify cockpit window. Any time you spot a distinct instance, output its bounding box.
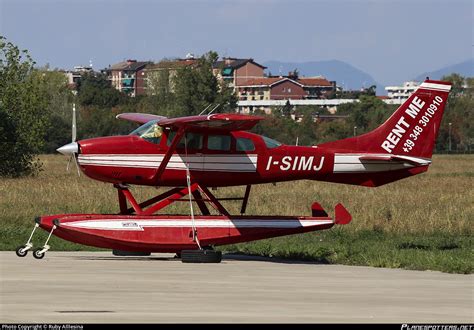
[262,136,282,149]
[130,120,163,144]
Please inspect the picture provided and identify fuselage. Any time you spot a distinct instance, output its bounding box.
[76,128,428,188]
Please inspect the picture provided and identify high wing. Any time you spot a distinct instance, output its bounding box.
[116,113,167,124]
[157,113,264,131]
[117,113,264,131]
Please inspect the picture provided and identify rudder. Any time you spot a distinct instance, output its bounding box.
[319,79,452,159]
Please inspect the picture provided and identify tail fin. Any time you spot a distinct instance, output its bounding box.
[319,79,452,158]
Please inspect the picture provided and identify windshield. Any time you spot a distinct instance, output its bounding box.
[262,136,282,149]
[130,120,159,136]
[130,120,162,144]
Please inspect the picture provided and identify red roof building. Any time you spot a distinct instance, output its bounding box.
[236,76,335,101]
[213,58,266,90]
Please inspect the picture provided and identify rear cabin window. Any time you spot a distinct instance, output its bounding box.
[167,131,203,150]
[236,138,255,152]
[207,135,231,151]
[262,136,282,149]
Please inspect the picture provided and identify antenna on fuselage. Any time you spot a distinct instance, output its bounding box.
[207,104,220,115]
[198,104,213,116]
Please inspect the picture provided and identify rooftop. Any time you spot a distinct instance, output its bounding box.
[238,76,332,88]
[213,58,266,70]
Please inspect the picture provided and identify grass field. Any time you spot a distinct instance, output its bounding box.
[0,154,472,273]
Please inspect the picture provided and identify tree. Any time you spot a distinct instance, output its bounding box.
[32,69,75,153]
[298,112,318,146]
[0,36,49,176]
[435,74,474,152]
[77,72,125,108]
[252,114,299,145]
[173,51,237,116]
[336,95,394,136]
[315,119,351,143]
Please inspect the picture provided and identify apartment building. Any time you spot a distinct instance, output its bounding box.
[385,81,420,103]
[105,59,151,97]
[213,58,266,89]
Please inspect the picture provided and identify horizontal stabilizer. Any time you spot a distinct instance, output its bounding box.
[359,154,431,166]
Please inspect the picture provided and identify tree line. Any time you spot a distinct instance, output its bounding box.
[1,36,472,177]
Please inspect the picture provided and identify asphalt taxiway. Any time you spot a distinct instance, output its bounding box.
[0,252,472,323]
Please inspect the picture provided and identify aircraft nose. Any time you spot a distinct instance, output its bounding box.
[57,142,79,156]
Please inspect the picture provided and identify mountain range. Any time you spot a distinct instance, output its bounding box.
[263,59,473,95]
[414,59,474,82]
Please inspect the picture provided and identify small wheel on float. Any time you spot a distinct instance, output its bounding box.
[15,246,28,257]
[33,248,45,259]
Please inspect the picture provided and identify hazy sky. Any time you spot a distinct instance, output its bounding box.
[1,0,472,85]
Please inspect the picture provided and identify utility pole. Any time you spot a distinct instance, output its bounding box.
[354,126,357,137]
[448,122,452,153]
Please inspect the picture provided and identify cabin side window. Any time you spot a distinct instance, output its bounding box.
[167,131,203,150]
[236,138,255,152]
[207,135,231,151]
[262,136,282,149]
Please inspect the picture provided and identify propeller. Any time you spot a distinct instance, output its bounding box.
[57,103,81,176]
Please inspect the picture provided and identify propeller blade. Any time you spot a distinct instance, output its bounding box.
[73,154,81,177]
[61,103,79,176]
[66,155,72,172]
[72,103,77,142]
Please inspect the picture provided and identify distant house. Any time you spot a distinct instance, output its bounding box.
[236,75,335,113]
[298,77,335,99]
[385,81,420,103]
[105,59,151,97]
[143,57,198,95]
[238,77,305,101]
[213,58,266,89]
[64,65,94,91]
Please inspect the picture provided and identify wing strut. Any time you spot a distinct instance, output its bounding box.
[240,185,251,215]
[151,127,185,183]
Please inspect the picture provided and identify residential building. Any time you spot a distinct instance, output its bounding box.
[213,58,266,89]
[385,81,420,103]
[236,75,335,113]
[105,59,151,97]
[238,77,305,102]
[143,57,198,95]
[64,65,94,90]
[298,77,336,99]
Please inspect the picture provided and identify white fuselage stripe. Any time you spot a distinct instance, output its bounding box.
[60,219,334,231]
[78,154,258,172]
